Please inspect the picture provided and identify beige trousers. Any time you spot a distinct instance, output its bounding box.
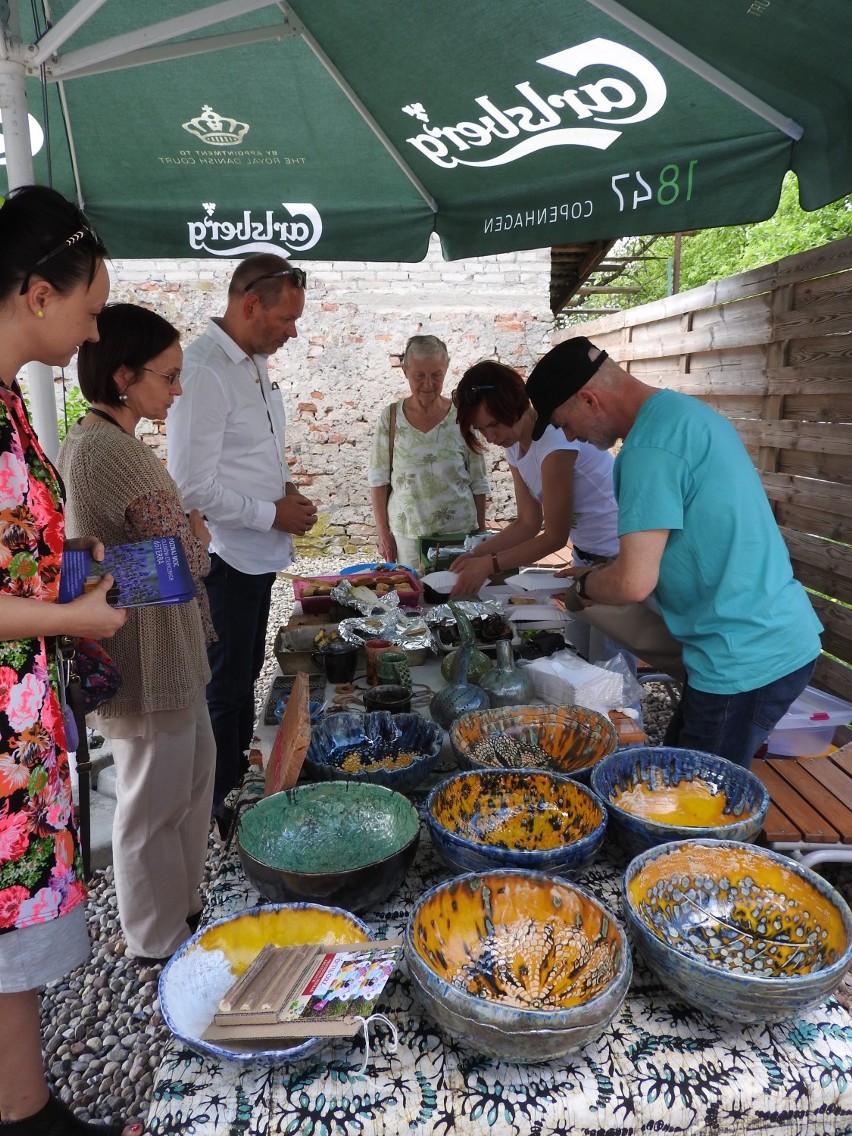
[110,691,215,958]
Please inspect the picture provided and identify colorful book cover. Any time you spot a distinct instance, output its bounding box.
[59,536,195,608]
[204,940,402,1042]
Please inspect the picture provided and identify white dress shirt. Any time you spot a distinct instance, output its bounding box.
[167,318,295,575]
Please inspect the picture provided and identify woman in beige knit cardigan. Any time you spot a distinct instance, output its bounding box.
[58,304,215,965]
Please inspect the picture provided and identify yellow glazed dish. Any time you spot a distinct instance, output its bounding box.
[622,839,852,1023]
[405,870,631,1062]
[450,704,618,782]
[197,904,370,975]
[613,778,730,826]
[426,768,607,876]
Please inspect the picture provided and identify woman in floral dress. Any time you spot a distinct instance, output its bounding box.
[0,186,136,1136]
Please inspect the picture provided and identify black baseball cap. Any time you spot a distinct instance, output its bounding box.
[527,337,608,440]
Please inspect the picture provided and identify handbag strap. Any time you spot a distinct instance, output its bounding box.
[388,401,397,477]
[67,676,93,881]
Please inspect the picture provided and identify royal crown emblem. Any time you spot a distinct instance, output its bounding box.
[181,105,249,147]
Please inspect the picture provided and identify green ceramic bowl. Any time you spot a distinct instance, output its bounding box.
[238,781,420,912]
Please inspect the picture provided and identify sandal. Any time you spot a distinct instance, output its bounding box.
[0,1093,142,1136]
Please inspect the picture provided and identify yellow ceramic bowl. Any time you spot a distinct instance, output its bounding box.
[405,870,631,1062]
[160,903,372,1064]
[450,704,618,782]
[426,769,607,876]
[623,839,852,1023]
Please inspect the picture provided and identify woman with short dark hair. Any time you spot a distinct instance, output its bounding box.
[58,304,215,972]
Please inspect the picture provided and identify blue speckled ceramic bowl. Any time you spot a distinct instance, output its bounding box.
[623,839,852,1023]
[426,768,607,877]
[590,746,769,858]
[450,704,618,783]
[238,781,420,911]
[305,710,442,793]
[405,869,631,1062]
[159,902,373,1064]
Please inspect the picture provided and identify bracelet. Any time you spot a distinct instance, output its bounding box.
[490,552,500,574]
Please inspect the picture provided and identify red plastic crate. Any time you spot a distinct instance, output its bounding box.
[293,569,423,614]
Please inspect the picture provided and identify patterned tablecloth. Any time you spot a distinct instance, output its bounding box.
[146,767,852,1136]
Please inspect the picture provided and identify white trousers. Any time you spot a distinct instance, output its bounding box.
[110,692,215,958]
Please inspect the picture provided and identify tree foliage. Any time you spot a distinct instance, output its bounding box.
[566,175,852,321]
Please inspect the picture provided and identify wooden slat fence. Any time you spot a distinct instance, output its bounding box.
[559,236,852,725]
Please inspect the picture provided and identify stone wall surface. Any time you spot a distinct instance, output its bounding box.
[102,235,554,557]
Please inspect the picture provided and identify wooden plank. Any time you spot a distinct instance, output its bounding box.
[812,655,852,705]
[774,502,852,545]
[767,759,852,843]
[736,421,852,458]
[784,394,852,423]
[798,758,852,840]
[832,745,852,777]
[775,310,852,340]
[778,450,852,488]
[793,268,852,311]
[767,361,852,396]
[809,595,852,650]
[763,473,852,518]
[751,761,838,843]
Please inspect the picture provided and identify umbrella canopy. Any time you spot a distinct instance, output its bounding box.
[2,0,851,262]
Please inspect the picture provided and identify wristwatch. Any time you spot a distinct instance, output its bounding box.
[574,572,591,601]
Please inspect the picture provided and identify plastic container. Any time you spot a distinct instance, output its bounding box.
[767,686,852,757]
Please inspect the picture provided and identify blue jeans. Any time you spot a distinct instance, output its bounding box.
[205,554,277,812]
[663,657,817,768]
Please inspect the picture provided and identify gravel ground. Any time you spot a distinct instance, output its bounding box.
[38,556,851,1127]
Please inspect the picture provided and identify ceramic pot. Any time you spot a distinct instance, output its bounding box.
[478,639,534,708]
[363,684,412,714]
[365,638,393,685]
[377,648,411,689]
[310,641,358,683]
[430,643,490,729]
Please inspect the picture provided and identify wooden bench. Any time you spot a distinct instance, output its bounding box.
[751,742,852,868]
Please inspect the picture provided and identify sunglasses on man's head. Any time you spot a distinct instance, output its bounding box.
[19,224,100,295]
[451,384,494,408]
[242,267,307,294]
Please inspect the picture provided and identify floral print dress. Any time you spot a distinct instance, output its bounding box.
[0,385,84,935]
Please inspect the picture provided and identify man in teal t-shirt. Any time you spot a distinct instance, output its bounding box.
[525,337,822,768]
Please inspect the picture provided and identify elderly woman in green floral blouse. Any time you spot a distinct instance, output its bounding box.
[368,335,489,568]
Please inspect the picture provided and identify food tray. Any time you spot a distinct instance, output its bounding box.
[263,674,327,726]
[293,569,423,614]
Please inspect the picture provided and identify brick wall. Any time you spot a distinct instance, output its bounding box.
[106,235,553,556]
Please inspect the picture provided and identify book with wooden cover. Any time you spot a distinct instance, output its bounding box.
[202,939,402,1043]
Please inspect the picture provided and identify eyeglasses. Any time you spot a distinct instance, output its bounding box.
[451,384,494,408]
[242,267,307,294]
[19,225,100,295]
[143,366,181,388]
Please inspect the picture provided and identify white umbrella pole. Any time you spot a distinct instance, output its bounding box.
[0,57,61,461]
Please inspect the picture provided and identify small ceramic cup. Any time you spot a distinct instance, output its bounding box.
[311,642,358,684]
[363,684,412,714]
[365,638,393,686]
[377,647,411,690]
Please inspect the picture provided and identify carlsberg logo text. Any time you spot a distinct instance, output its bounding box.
[186,202,322,256]
[403,38,666,169]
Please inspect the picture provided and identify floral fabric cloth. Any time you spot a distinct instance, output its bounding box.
[148,766,852,1136]
[0,386,84,934]
[368,401,490,539]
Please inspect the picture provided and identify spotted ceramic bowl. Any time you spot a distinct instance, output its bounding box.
[305,710,442,793]
[405,869,631,1062]
[238,781,420,912]
[623,839,852,1023]
[426,769,607,877]
[450,704,618,783]
[590,747,769,858]
[159,902,372,1064]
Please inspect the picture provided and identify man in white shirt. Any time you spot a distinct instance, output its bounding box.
[168,255,317,816]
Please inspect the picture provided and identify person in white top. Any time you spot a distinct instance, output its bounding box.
[167,255,317,817]
[450,359,619,597]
